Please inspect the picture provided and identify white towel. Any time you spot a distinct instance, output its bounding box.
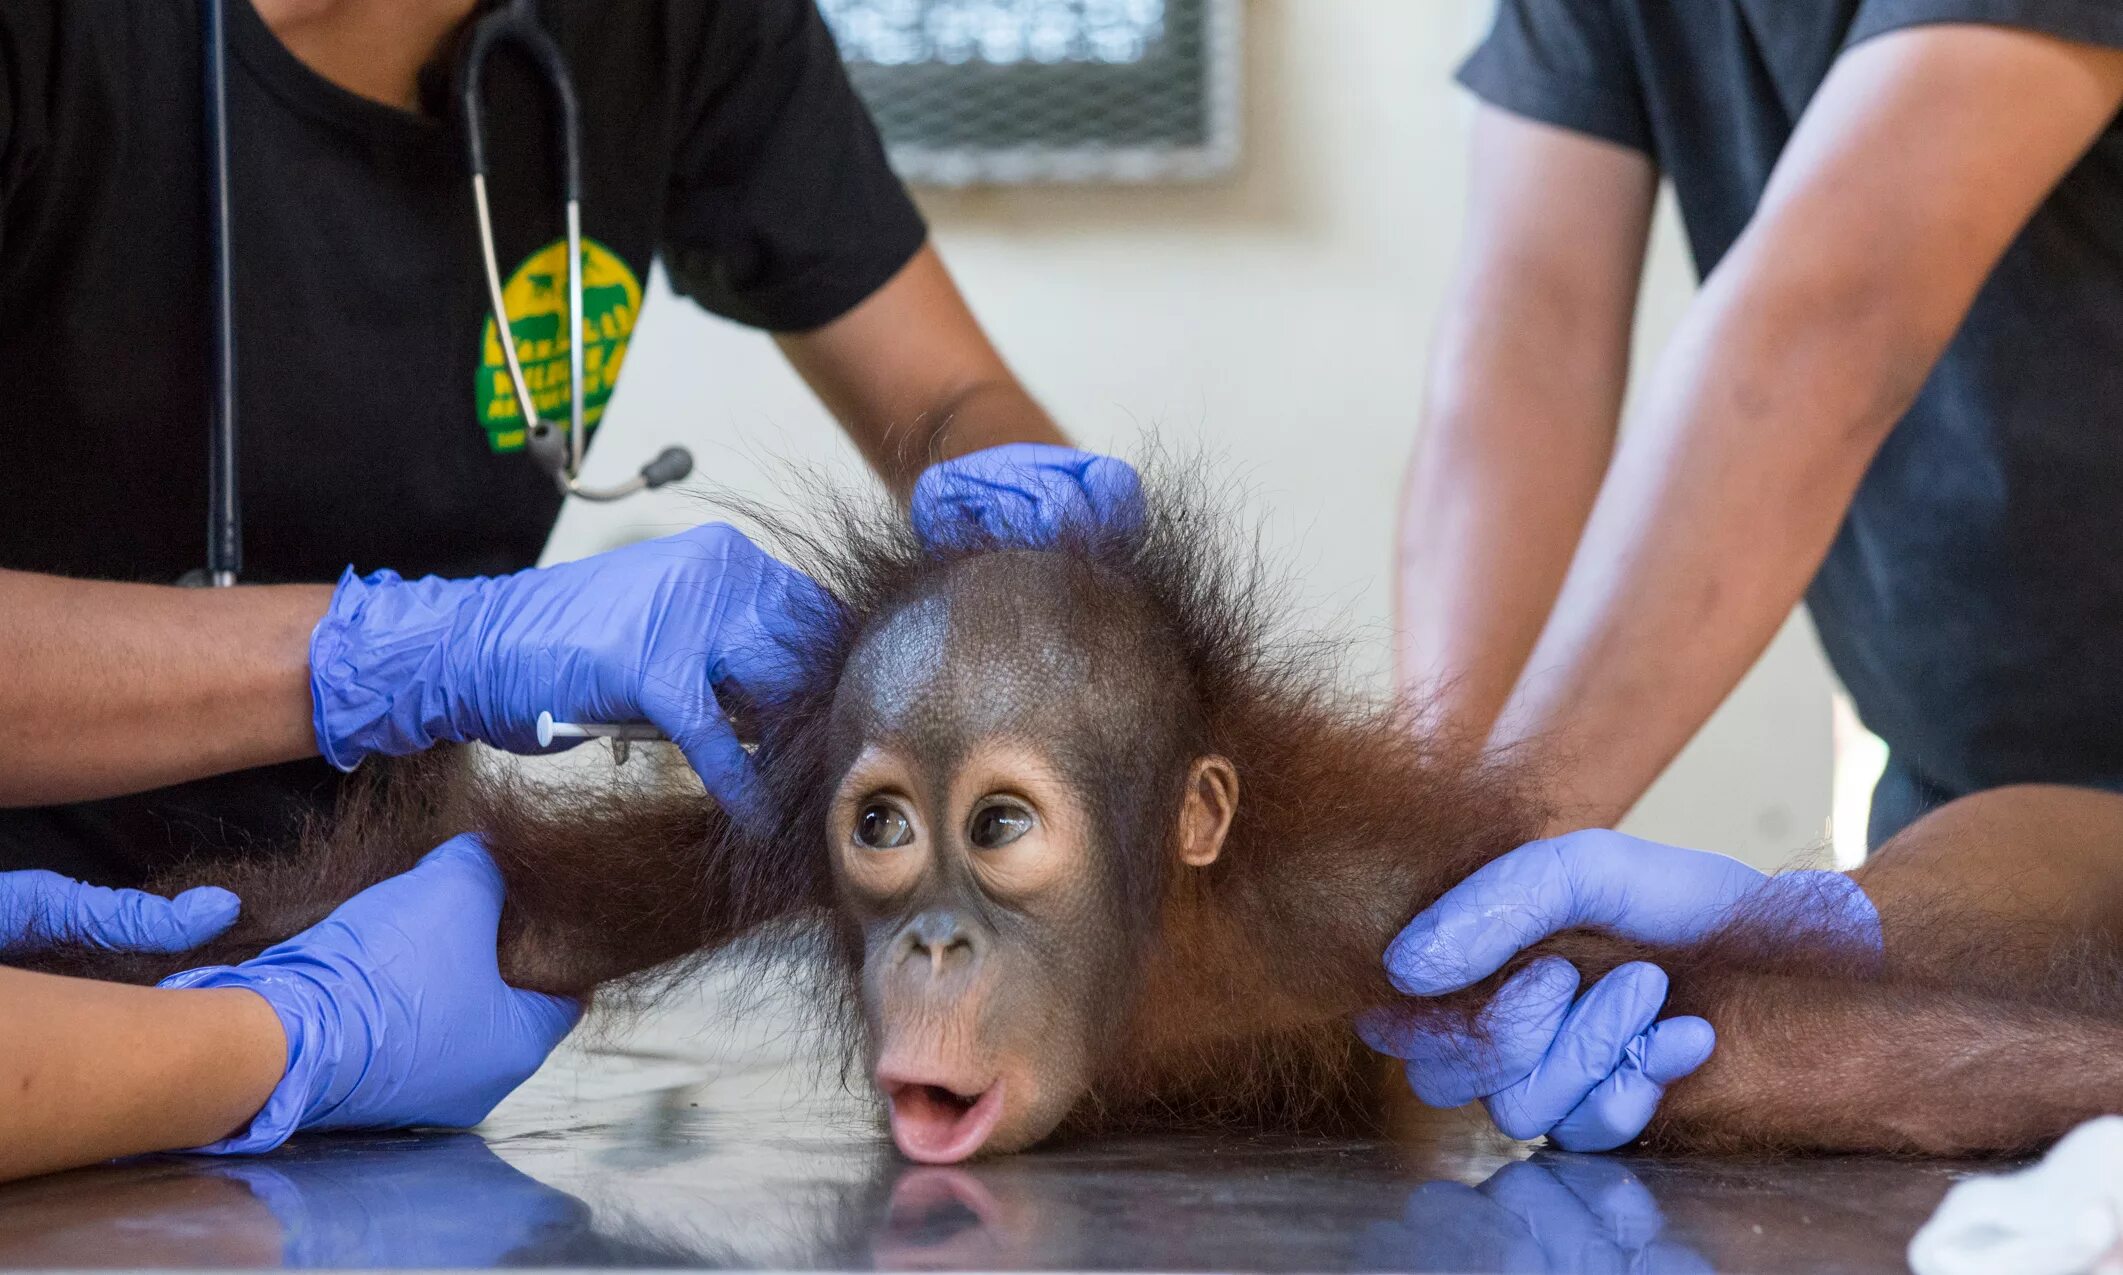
[1908,1115,2123,1275]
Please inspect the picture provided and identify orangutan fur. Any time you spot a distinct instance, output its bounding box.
[11,464,2123,1158]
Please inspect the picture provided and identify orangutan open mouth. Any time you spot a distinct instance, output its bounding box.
[883,1076,1007,1164]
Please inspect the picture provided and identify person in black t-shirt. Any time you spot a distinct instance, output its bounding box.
[0,0,1134,881]
[1372,4,2123,1151]
[0,0,1142,1160]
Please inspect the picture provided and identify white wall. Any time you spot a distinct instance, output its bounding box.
[548,0,1838,870]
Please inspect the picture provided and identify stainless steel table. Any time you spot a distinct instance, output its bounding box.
[0,981,1990,1272]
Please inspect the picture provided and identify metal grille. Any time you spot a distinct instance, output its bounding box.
[817,0,1242,186]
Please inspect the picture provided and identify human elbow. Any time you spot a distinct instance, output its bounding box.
[1706,247,1947,453]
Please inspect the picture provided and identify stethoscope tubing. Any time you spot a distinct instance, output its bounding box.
[462,0,679,503]
[189,0,691,586]
[202,0,240,586]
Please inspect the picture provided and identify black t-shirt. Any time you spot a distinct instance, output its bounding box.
[0,0,926,883]
[1460,0,2123,836]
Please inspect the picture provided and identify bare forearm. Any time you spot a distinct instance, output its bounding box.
[1486,279,1916,828]
[857,379,1066,499]
[0,570,326,805]
[1397,384,1619,743]
[1396,109,1652,743]
[0,969,283,1180]
[776,243,1066,500]
[1484,29,2123,830]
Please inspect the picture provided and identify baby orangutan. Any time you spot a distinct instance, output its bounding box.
[13,470,2123,1163]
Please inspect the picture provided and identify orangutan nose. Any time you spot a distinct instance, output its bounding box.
[896,909,984,981]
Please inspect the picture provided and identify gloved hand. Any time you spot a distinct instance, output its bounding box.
[0,870,239,954]
[160,835,580,1154]
[911,443,1145,548]
[1358,829,1880,1152]
[309,523,832,823]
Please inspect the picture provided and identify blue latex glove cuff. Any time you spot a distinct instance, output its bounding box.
[157,963,338,1156]
[156,838,577,1157]
[1750,867,1884,960]
[310,567,489,771]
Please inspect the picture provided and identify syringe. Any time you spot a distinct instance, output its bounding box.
[535,711,670,758]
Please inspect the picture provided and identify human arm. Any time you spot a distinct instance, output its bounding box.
[160,834,577,1149]
[0,571,326,806]
[778,234,1138,549]
[0,523,830,819]
[0,970,285,1182]
[659,0,1059,494]
[0,868,271,1181]
[0,836,575,1182]
[1395,106,1655,742]
[1483,26,2123,829]
[0,525,832,819]
[777,243,1068,497]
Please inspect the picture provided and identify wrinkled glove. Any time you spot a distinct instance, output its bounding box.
[1359,829,1880,1152]
[309,522,832,823]
[161,835,579,1154]
[0,870,239,954]
[911,443,1145,548]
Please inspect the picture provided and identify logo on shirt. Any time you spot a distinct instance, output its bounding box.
[474,238,642,454]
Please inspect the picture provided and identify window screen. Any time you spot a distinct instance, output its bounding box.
[817,0,1242,186]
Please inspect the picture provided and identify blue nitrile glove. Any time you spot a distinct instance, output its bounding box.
[160,835,580,1154]
[0,870,239,954]
[1358,829,1880,1152]
[309,523,832,823]
[910,443,1145,548]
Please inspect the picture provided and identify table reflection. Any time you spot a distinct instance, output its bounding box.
[0,1107,1977,1271]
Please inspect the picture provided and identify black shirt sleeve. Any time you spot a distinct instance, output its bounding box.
[660,0,928,334]
[1456,0,1654,157]
[1850,0,2123,53]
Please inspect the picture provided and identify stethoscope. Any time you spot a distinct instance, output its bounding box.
[194,0,694,587]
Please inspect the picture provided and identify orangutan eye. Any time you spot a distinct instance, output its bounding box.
[968,801,1035,850]
[855,802,914,850]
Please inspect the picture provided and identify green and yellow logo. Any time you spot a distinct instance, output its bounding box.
[475,238,642,454]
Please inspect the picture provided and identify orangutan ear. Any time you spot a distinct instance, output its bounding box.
[1177,756,1239,868]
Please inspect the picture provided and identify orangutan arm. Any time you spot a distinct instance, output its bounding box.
[5,752,818,1002]
[1638,784,2123,1155]
[1648,972,2123,1155]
